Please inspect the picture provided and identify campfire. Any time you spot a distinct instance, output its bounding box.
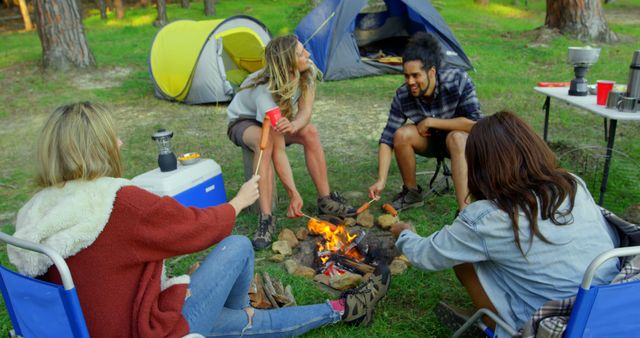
[306,217,375,277]
[270,206,405,293]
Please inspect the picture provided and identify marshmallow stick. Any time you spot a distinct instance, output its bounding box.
[254,116,271,176]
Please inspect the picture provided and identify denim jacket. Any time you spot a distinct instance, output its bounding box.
[396,176,619,336]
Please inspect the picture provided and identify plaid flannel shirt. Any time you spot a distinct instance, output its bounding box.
[517,207,640,338]
[379,67,481,147]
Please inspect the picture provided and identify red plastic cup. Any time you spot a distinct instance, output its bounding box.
[596,80,615,106]
[265,107,282,127]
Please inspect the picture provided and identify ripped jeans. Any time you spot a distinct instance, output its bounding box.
[182,235,342,337]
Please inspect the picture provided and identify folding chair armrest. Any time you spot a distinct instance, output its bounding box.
[0,232,75,290]
[452,308,517,338]
[582,245,640,289]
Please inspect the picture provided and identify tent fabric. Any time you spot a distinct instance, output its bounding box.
[295,0,473,81]
[149,16,271,104]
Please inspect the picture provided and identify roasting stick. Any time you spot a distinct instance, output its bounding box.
[254,116,271,176]
[301,213,320,221]
[302,213,338,230]
[356,197,379,215]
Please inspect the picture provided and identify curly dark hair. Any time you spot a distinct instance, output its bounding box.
[402,32,443,70]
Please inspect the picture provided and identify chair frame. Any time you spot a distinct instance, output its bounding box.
[0,232,90,338]
[452,245,640,338]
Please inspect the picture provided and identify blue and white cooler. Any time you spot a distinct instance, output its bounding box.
[131,158,227,208]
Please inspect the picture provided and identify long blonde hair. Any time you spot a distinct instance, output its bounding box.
[37,102,123,187]
[246,35,321,119]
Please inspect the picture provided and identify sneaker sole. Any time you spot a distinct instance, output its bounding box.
[252,239,272,250]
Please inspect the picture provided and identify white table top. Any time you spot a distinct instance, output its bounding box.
[534,86,640,121]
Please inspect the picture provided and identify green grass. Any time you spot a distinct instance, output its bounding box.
[1,0,639,336]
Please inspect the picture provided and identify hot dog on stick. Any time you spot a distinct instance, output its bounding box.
[254,116,271,176]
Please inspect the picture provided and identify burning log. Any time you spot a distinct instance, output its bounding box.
[333,254,375,275]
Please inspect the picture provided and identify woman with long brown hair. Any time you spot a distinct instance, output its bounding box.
[227,35,355,250]
[391,111,619,336]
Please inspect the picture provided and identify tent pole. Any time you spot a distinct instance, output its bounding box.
[303,12,336,46]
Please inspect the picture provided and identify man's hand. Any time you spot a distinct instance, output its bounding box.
[416,118,432,138]
[368,179,386,200]
[287,192,304,218]
[275,117,298,135]
[390,222,415,238]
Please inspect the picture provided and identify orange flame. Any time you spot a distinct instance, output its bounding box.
[307,218,363,263]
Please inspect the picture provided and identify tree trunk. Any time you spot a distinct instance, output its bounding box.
[18,0,33,31]
[76,0,83,18]
[96,0,107,19]
[545,0,617,42]
[33,0,96,71]
[474,0,489,5]
[181,0,189,8]
[204,0,215,16]
[154,0,168,27]
[113,0,124,19]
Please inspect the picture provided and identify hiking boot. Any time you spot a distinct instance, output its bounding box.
[391,185,426,211]
[252,214,275,250]
[341,264,391,326]
[318,191,357,218]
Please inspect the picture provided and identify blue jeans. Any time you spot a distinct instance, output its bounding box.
[182,235,342,337]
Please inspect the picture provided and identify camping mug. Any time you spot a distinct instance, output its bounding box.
[606,90,624,109]
[617,96,638,112]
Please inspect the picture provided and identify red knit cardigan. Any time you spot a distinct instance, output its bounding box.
[42,186,236,338]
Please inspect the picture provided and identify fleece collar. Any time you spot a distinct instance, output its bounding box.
[8,177,131,277]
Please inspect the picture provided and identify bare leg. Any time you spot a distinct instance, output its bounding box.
[285,123,330,197]
[242,125,274,214]
[453,263,497,330]
[446,131,470,209]
[393,125,428,189]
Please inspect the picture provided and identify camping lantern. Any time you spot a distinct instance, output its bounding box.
[152,129,177,172]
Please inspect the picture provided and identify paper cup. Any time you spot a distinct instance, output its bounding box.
[265,107,282,127]
[596,80,615,106]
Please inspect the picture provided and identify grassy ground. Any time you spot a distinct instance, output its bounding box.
[1,0,639,336]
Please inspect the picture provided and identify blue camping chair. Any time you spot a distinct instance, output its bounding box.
[0,232,90,338]
[453,244,640,338]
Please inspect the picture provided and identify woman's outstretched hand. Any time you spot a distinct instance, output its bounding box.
[229,175,260,216]
[390,222,415,239]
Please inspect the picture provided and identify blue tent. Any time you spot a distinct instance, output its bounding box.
[295,0,473,80]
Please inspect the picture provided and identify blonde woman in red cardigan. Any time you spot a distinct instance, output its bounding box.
[8,102,390,338]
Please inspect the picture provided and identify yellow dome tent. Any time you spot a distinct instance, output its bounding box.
[149,15,272,104]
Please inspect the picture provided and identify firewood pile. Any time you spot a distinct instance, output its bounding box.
[249,271,297,309]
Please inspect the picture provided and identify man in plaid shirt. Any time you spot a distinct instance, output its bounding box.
[368,32,481,211]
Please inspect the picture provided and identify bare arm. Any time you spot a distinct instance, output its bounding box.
[368,143,394,199]
[275,86,314,135]
[417,117,476,136]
